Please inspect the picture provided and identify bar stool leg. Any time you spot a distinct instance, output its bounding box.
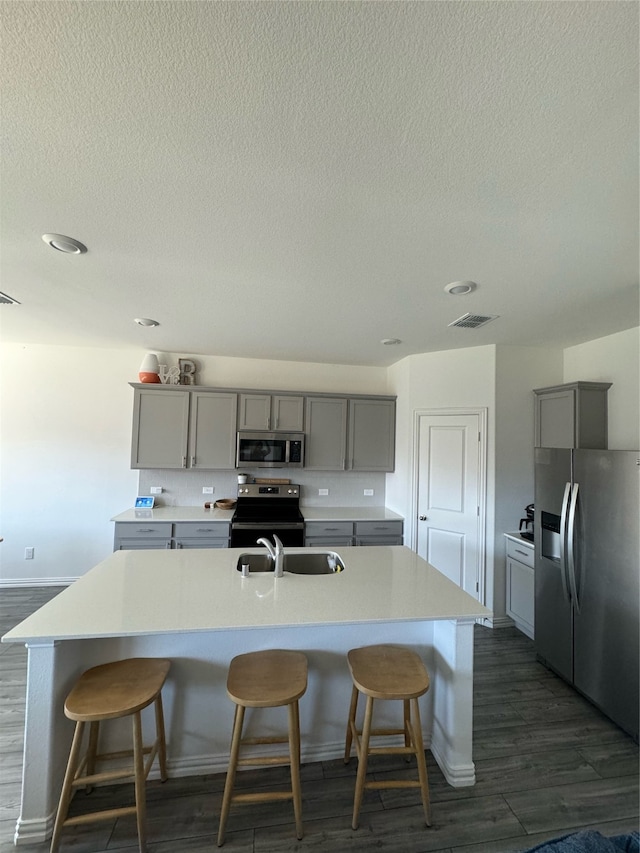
[288,700,303,839]
[132,711,147,853]
[409,697,431,826]
[217,704,245,847]
[352,695,374,830]
[154,694,169,782]
[344,685,359,763]
[50,720,86,853]
[403,699,412,757]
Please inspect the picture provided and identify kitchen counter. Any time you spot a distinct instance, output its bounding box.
[4,546,487,643]
[110,505,402,524]
[3,546,489,846]
[504,531,534,548]
[111,506,235,523]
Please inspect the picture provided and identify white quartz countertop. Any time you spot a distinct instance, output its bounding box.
[111,506,403,523]
[504,531,534,548]
[111,507,235,523]
[299,507,403,522]
[3,547,490,644]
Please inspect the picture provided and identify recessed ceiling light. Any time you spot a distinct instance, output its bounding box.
[42,234,87,254]
[444,281,477,296]
[381,338,402,345]
[134,318,160,327]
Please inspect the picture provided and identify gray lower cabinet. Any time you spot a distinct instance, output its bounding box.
[305,519,403,547]
[131,387,237,470]
[304,521,354,547]
[354,520,403,546]
[505,537,534,638]
[114,522,173,550]
[114,521,230,551]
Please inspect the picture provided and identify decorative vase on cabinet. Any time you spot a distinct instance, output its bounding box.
[139,353,161,383]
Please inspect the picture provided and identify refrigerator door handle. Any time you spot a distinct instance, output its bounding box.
[559,481,573,604]
[567,481,581,613]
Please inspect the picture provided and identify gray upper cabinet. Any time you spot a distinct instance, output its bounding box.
[304,397,348,470]
[131,387,237,469]
[131,388,190,469]
[238,393,304,431]
[189,392,237,469]
[534,382,611,449]
[304,396,396,472]
[348,398,395,471]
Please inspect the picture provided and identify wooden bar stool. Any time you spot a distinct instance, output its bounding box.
[50,657,171,853]
[217,649,308,847]
[344,644,431,830]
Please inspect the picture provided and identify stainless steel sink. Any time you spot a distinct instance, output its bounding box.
[236,551,345,575]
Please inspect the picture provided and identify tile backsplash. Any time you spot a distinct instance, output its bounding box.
[138,469,386,507]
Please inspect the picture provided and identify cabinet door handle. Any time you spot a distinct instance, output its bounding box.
[182,456,187,468]
[419,516,427,521]
[191,456,196,466]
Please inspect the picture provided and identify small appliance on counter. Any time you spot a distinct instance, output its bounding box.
[519,503,534,541]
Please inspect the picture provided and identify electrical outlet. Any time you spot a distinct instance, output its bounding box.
[203,487,214,494]
[25,547,34,560]
[150,487,163,494]
[319,489,329,496]
[364,489,374,496]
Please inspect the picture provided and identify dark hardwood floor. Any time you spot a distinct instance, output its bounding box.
[1,586,638,853]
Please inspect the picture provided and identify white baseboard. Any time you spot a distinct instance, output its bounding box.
[0,577,76,589]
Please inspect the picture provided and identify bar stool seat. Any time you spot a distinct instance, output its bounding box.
[50,657,171,853]
[344,644,431,829]
[217,649,308,847]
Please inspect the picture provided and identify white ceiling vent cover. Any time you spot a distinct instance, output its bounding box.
[448,313,498,329]
[0,291,20,305]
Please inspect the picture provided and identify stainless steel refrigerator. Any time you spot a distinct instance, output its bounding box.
[534,448,639,740]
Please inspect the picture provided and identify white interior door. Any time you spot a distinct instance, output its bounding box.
[415,411,486,601]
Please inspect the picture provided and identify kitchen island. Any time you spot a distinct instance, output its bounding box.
[2,545,490,846]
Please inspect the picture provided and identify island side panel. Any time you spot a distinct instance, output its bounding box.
[430,619,476,787]
[15,619,477,843]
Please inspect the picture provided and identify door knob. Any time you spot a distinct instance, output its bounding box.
[419,515,427,521]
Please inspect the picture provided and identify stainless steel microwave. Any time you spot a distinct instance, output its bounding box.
[236,432,305,468]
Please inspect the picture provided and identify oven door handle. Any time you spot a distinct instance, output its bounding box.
[231,522,304,530]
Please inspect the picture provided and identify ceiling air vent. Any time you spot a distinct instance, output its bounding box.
[448,313,498,329]
[0,291,20,305]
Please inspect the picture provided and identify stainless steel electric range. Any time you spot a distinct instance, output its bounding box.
[230,484,304,548]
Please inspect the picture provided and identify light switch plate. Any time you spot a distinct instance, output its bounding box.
[203,487,214,494]
[364,489,374,496]
[319,489,329,496]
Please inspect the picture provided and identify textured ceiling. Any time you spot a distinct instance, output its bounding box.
[1,1,638,367]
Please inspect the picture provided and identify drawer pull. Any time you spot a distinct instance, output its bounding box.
[515,549,529,558]
[324,527,339,531]
[136,528,154,533]
[197,528,214,533]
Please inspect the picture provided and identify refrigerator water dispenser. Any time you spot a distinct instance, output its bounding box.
[541,511,561,561]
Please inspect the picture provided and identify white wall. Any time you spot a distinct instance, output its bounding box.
[493,346,562,617]
[563,327,639,450]
[0,345,139,584]
[0,344,388,584]
[387,345,499,612]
